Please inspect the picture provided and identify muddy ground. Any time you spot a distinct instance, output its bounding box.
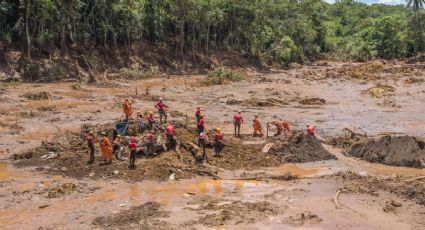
[1,60,425,229]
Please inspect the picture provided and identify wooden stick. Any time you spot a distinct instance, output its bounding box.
[334,189,342,208]
[403,175,425,182]
[266,122,269,138]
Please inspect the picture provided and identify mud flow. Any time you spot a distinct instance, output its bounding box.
[2,60,425,229]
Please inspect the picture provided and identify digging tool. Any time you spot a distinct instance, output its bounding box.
[266,122,269,138]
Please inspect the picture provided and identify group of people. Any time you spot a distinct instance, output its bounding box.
[86,98,316,169]
[86,98,173,169]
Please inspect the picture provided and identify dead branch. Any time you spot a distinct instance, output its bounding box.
[402,175,425,182]
[334,189,342,208]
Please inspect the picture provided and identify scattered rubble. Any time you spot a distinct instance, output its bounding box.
[92,202,171,230]
[282,211,323,226]
[185,199,282,227]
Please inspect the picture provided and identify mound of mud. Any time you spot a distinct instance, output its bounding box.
[348,136,425,168]
[13,122,283,181]
[269,131,336,163]
[92,202,171,229]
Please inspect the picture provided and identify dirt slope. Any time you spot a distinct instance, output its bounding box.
[348,136,425,168]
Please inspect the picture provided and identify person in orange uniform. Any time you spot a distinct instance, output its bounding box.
[123,98,132,121]
[252,115,264,137]
[282,119,291,135]
[214,128,224,157]
[233,110,243,137]
[99,132,112,164]
[271,120,283,136]
[147,111,155,131]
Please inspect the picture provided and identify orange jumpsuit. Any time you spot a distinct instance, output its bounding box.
[123,101,132,120]
[99,137,112,161]
[253,118,263,136]
[282,120,291,133]
[273,121,284,135]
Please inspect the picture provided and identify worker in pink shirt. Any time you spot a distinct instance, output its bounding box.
[145,133,155,156]
[233,110,243,137]
[197,114,205,134]
[214,128,224,156]
[165,123,176,151]
[195,106,201,123]
[307,125,316,136]
[155,97,168,123]
[128,137,138,169]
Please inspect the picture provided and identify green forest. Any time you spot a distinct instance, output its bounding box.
[1,0,424,64]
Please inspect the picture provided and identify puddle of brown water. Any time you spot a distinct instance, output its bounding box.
[0,163,31,181]
[277,164,320,177]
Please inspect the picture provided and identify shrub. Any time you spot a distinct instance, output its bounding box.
[204,68,243,85]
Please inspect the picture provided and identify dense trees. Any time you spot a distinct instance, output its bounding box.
[0,0,423,63]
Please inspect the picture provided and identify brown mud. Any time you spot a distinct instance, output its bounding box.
[269,131,336,163]
[348,135,425,168]
[92,202,172,230]
[1,60,425,229]
[332,171,425,206]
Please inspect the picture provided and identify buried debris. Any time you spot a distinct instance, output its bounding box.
[348,135,425,168]
[383,200,402,213]
[40,152,59,159]
[282,211,323,226]
[46,183,77,198]
[184,200,281,227]
[92,202,171,229]
[362,83,395,98]
[299,97,326,105]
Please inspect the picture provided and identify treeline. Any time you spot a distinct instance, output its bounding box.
[0,0,424,64]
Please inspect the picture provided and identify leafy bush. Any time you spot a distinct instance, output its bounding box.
[204,68,243,85]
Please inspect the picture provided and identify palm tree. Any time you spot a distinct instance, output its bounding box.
[406,0,425,52]
[406,0,425,12]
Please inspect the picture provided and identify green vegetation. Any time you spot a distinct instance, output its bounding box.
[0,0,424,64]
[205,68,243,85]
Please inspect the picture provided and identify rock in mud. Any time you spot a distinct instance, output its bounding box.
[269,131,336,163]
[383,200,402,213]
[348,135,425,168]
[46,183,76,198]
